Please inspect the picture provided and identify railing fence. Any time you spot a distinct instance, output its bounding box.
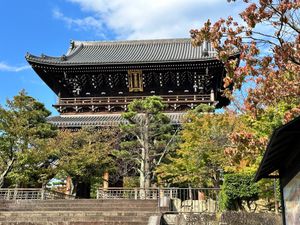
[0,188,74,200]
[97,187,220,213]
[0,187,220,212]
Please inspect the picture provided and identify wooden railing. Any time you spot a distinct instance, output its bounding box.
[0,188,75,200]
[55,94,212,106]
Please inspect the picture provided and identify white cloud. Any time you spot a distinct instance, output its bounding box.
[0,62,31,72]
[58,0,244,40]
[53,8,103,32]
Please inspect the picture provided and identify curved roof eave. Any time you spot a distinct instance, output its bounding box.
[254,116,300,182]
[25,56,229,67]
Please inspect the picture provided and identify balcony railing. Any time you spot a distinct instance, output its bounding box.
[55,94,213,106]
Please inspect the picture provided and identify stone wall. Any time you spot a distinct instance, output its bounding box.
[162,212,282,225]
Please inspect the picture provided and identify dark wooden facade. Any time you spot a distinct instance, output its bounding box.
[26,39,238,116]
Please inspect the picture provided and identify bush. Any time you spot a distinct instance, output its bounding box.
[220,172,259,211]
[123,176,139,188]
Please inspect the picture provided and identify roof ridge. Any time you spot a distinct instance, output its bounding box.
[25,53,62,60]
[72,38,191,47]
[25,38,229,65]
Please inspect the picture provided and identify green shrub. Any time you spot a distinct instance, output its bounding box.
[123,176,139,188]
[220,172,259,211]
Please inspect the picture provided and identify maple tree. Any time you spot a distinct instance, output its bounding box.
[190,0,300,120]
[189,3,299,208]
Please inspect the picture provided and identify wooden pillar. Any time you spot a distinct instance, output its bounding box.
[210,89,215,102]
[198,191,205,200]
[65,176,72,195]
[103,171,109,189]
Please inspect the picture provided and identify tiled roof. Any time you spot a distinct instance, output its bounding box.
[254,116,300,182]
[26,38,218,66]
[47,113,186,127]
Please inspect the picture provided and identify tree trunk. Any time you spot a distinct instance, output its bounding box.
[140,147,145,189]
[144,114,150,189]
[0,158,15,188]
[65,176,73,195]
[139,113,151,190]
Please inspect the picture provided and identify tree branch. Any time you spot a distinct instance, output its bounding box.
[0,157,15,187]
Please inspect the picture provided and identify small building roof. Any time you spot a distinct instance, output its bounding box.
[255,116,300,181]
[47,113,186,127]
[26,38,219,66]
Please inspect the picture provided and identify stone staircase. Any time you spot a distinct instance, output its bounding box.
[0,199,160,225]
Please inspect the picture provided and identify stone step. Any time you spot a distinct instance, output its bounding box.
[0,206,158,211]
[0,200,157,204]
[1,203,157,208]
[0,202,158,207]
[0,201,157,207]
[0,211,156,220]
[0,216,151,222]
[0,200,157,210]
[0,200,159,225]
[0,211,156,216]
[0,222,148,225]
[0,213,152,225]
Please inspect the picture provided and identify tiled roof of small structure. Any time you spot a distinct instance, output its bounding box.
[47,113,186,127]
[255,116,300,182]
[26,38,219,66]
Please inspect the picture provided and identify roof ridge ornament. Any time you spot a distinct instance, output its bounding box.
[61,54,67,61]
[70,40,75,49]
[25,52,31,59]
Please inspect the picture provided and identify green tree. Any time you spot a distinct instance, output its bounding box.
[224,101,297,173]
[119,96,175,189]
[0,91,57,187]
[157,105,240,187]
[51,127,117,198]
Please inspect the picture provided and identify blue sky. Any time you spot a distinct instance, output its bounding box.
[0,0,244,115]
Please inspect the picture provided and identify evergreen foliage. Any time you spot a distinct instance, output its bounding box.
[0,90,57,187]
[49,127,118,197]
[220,172,259,211]
[117,96,176,188]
